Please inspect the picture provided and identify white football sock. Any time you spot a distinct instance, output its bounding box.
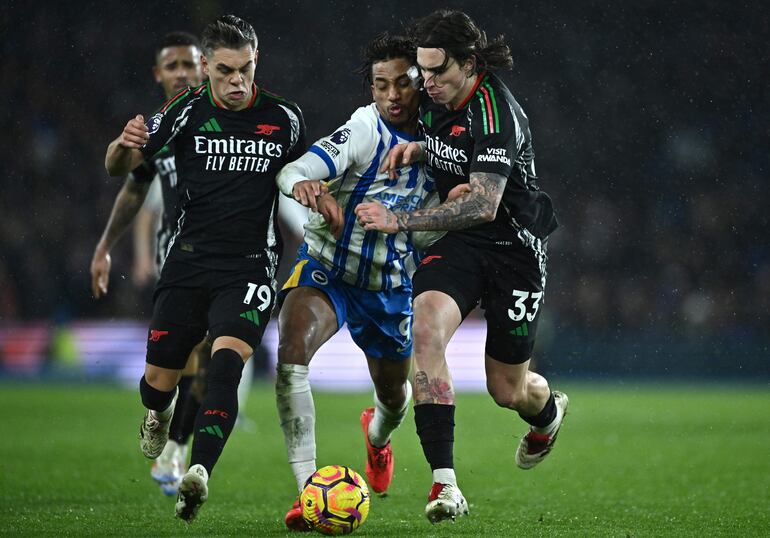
[368,381,412,448]
[276,363,316,492]
[176,443,189,466]
[237,356,254,409]
[432,468,457,486]
[157,440,179,465]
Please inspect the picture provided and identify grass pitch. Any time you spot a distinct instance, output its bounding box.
[1,382,768,536]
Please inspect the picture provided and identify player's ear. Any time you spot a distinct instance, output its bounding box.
[201,54,209,76]
[464,56,476,77]
[254,49,259,67]
[153,65,162,84]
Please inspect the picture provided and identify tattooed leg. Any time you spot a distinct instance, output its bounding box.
[413,370,455,405]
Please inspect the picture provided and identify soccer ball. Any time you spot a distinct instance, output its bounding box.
[300,465,370,535]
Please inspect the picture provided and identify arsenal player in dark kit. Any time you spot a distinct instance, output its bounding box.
[356,9,568,524]
[105,14,306,523]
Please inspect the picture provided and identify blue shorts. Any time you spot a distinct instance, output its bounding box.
[279,245,412,361]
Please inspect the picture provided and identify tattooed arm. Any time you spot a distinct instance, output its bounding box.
[355,172,506,233]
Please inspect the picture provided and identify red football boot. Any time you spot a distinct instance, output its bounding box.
[360,407,394,493]
[284,497,311,532]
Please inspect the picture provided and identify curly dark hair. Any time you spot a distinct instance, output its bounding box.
[355,32,416,85]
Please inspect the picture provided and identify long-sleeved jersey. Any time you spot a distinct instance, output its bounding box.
[277,103,439,291]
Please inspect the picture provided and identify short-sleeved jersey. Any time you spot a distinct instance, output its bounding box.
[421,72,558,245]
[141,81,306,257]
[130,144,181,255]
[278,103,438,291]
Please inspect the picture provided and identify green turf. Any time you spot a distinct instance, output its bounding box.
[1,382,768,536]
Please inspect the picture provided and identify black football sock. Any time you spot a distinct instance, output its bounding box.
[519,392,556,428]
[167,375,193,443]
[173,388,202,446]
[189,349,243,476]
[414,404,455,470]
[139,375,176,414]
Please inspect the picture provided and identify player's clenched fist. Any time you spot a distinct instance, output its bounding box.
[119,114,150,148]
[355,202,398,233]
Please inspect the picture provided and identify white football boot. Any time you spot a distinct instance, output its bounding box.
[139,388,178,459]
[424,483,469,524]
[151,441,186,496]
[515,391,569,469]
[176,464,209,522]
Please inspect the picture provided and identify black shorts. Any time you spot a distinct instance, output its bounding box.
[412,232,548,364]
[146,246,278,369]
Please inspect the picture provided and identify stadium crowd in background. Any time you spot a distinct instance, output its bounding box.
[0,2,766,339]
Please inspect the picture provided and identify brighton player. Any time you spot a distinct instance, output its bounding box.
[274,33,456,531]
[105,14,306,522]
[356,10,569,523]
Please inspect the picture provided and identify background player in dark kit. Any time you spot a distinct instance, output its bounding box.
[105,14,306,522]
[89,31,207,496]
[356,9,568,524]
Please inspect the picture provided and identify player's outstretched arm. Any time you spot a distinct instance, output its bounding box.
[276,159,331,212]
[379,141,426,180]
[409,182,472,249]
[105,115,148,176]
[356,173,504,233]
[90,178,151,298]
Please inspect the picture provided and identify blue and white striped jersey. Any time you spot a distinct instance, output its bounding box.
[277,103,441,291]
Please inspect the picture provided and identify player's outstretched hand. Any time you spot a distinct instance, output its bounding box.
[355,202,398,233]
[90,249,111,298]
[292,179,328,212]
[379,142,424,180]
[317,194,344,239]
[119,115,149,148]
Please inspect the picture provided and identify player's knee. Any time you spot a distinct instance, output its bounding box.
[374,384,407,409]
[207,349,244,389]
[412,316,447,358]
[143,366,179,391]
[487,380,527,411]
[277,337,314,365]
